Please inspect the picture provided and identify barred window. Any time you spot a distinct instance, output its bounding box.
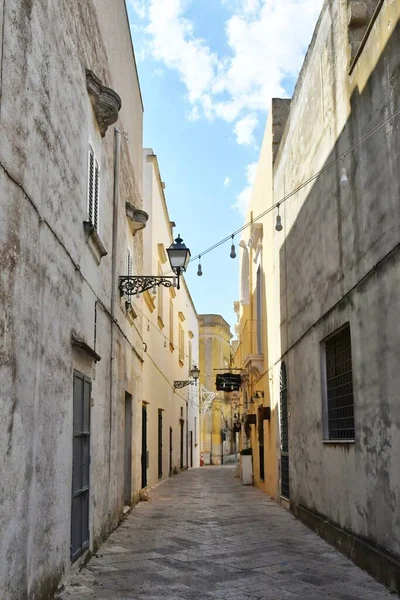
[324,325,355,440]
[87,146,100,230]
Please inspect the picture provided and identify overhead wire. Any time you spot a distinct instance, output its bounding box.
[186,105,400,263]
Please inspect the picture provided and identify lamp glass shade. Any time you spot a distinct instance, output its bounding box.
[167,235,191,273]
[190,365,200,380]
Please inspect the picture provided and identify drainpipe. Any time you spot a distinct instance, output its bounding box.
[109,128,121,488]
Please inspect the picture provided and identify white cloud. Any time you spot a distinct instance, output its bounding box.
[130,0,323,131]
[128,0,147,19]
[223,177,232,187]
[234,114,258,146]
[232,162,258,216]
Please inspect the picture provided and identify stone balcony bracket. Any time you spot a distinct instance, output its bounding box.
[86,69,122,137]
[243,354,264,378]
[126,203,149,235]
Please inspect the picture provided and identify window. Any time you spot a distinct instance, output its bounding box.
[127,249,133,277]
[169,299,174,347]
[179,324,184,364]
[87,146,100,230]
[323,324,355,440]
[126,249,133,301]
[157,263,164,327]
[188,340,192,371]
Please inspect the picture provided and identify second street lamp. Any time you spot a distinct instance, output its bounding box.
[174,366,200,389]
[119,234,191,297]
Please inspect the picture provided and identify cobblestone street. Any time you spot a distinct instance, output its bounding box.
[58,467,394,600]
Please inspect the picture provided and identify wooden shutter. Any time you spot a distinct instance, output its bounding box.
[94,159,99,230]
[88,148,94,224]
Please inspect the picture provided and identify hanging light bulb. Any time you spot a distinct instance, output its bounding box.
[197,256,203,276]
[340,167,349,188]
[275,204,283,232]
[152,285,157,295]
[230,235,236,259]
[136,292,141,298]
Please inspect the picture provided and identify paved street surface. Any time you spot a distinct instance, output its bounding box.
[58,467,395,600]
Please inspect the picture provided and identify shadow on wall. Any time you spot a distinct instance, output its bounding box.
[279,15,400,591]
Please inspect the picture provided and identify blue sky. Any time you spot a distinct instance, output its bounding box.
[127,0,322,329]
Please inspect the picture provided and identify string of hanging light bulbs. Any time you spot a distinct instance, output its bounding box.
[193,104,400,276]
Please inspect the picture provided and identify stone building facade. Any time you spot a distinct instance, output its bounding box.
[235,0,400,591]
[0,1,146,597]
[141,149,200,487]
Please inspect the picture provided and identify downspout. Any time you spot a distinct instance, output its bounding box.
[109,128,121,488]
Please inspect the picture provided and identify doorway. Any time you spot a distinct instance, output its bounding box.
[124,393,132,505]
[280,362,290,499]
[158,409,163,480]
[180,420,184,470]
[169,427,173,475]
[141,404,147,489]
[258,405,265,482]
[190,431,193,468]
[71,371,91,562]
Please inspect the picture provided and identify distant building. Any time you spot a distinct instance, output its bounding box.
[142,149,200,485]
[234,0,400,592]
[199,315,237,465]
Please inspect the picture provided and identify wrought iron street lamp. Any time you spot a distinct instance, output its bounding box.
[174,365,200,389]
[119,234,191,297]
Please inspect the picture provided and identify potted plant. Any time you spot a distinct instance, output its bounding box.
[240,447,253,485]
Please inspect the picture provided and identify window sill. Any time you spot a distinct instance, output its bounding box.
[83,221,107,265]
[322,439,355,445]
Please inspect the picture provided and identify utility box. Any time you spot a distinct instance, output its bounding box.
[241,455,253,485]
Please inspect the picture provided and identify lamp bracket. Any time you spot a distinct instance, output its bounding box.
[119,275,177,297]
[174,380,195,389]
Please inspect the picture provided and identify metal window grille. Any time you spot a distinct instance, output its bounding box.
[280,362,290,499]
[325,325,355,440]
[87,146,99,231]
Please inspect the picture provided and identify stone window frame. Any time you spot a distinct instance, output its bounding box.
[321,323,356,443]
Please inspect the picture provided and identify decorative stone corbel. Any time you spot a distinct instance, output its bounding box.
[86,69,122,137]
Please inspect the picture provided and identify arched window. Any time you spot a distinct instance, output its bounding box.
[280,362,290,499]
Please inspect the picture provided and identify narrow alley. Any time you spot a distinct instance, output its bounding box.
[58,468,393,600]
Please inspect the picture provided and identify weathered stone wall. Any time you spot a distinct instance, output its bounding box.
[272,0,400,563]
[0,0,144,597]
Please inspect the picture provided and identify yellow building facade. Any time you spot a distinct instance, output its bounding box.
[232,105,286,502]
[199,315,238,465]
